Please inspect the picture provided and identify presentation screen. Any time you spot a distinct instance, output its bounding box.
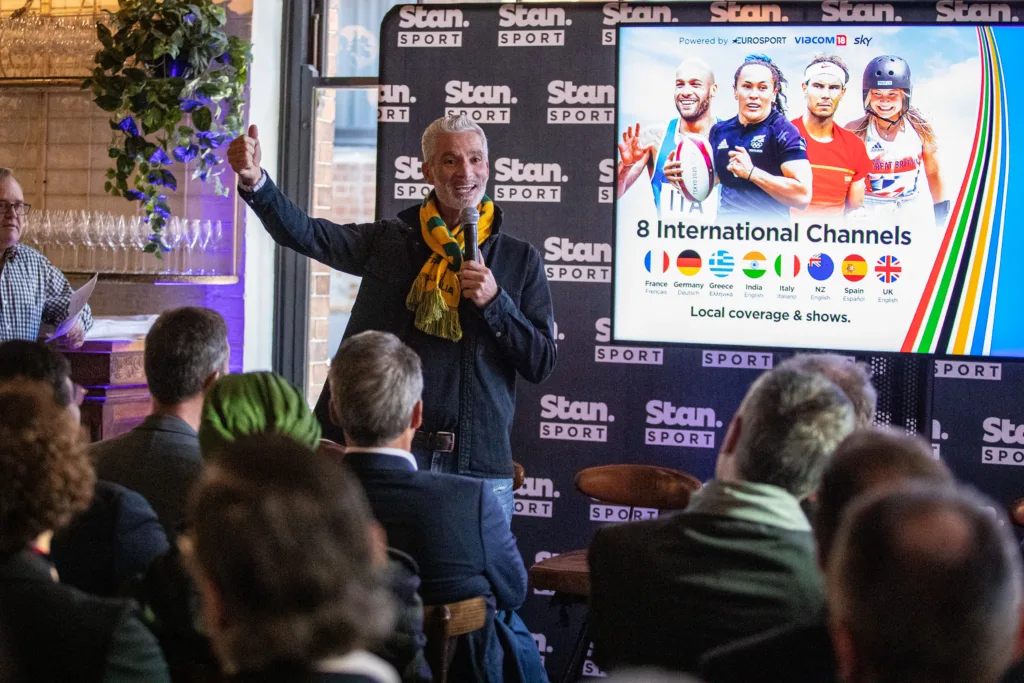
[613,23,1023,357]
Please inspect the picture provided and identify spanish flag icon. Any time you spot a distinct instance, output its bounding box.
[842,254,867,282]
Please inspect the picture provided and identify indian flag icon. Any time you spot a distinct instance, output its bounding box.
[774,254,800,278]
[743,251,767,279]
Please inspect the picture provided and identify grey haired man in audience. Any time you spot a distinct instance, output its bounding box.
[589,366,855,674]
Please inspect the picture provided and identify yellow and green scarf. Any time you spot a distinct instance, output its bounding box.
[406,192,494,342]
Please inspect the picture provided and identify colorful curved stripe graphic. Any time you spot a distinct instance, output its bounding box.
[901,26,1009,356]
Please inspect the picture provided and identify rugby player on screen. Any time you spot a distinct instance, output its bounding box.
[617,58,719,219]
[704,55,813,223]
[846,55,949,227]
[791,55,872,219]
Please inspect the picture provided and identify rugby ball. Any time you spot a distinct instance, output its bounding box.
[672,135,715,203]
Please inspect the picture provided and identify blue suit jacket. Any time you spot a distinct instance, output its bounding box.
[343,451,530,683]
[343,451,526,609]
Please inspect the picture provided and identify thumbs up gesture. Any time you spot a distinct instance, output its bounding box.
[227,124,262,188]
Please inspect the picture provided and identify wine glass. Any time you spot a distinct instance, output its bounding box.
[114,215,129,273]
[195,220,213,275]
[130,216,148,273]
[163,217,183,274]
[37,211,54,262]
[209,220,224,274]
[183,219,201,274]
[61,210,78,271]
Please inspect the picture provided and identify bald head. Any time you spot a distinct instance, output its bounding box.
[829,485,1022,683]
[674,59,717,123]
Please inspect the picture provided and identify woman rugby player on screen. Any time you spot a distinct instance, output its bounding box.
[846,55,949,227]
[704,54,813,224]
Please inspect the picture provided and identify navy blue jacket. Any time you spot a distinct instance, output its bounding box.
[342,451,528,683]
[240,177,557,477]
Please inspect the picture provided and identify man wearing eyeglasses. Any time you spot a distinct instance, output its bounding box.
[0,168,91,348]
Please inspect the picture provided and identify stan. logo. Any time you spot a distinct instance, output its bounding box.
[595,317,663,365]
[584,643,608,678]
[393,156,431,200]
[936,1,1018,21]
[544,237,612,283]
[710,2,790,22]
[645,400,719,448]
[702,350,773,369]
[590,503,658,522]
[444,81,516,125]
[514,477,561,518]
[499,6,569,46]
[934,360,1002,380]
[598,158,614,204]
[821,1,902,21]
[547,80,615,125]
[397,6,467,47]
[982,417,1024,466]
[540,394,613,442]
[378,84,414,123]
[533,552,559,595]
[494,158,566,202]
[602,3,677,45]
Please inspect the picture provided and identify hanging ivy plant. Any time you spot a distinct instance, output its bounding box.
[82,0,251,254]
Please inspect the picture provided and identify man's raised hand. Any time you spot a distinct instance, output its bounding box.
[227,124,262,188]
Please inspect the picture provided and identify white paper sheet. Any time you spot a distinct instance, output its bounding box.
[46,273,98,342]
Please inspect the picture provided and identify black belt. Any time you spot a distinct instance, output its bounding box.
[412,430,455,453]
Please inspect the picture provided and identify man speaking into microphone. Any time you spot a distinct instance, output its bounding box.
[227,114,556,520]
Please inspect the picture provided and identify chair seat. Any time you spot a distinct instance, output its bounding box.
[529,549,590,597]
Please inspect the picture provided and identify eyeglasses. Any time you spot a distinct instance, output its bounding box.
[0,201,31,216]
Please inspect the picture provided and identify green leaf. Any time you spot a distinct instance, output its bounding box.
[123,67,147,83]
[108,147,120,158]
[97,23,114,48]
[104,181,112,192]
[95,94,121,111]
[191,106,212,132]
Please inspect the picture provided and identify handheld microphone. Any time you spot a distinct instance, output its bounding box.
[460,206,480,265]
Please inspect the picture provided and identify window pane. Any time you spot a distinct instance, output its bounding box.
[332,0,405,77]
[306,86,376,405]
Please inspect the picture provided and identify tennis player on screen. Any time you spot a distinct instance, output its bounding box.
[707,54,813,223]
[617,58,719,220]
[792,54,872,219]
[846,55,949,227]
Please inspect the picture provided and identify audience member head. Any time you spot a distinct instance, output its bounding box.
[777,353,876,428]
[0,340,80,421]
[829,485,1022,683]
[185,434,394,673]
[328,331,424,449]
[815,428,952,566]
[0,167,26,251]
[199,372,321,460]
[144,307,229,410]
[0,381,93,553]
[716,367,854,499]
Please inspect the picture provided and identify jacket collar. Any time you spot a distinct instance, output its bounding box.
[687,479,811,532]
[135,413,199,437]
[397,202,504,237]
[0,549,56,584]
[343,449,417,473]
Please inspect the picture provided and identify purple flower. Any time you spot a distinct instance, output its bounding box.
[172,145,199,163]
[149,148,172,165]
[183,12,196,24]
[179,98,204,112]
[154,205,171,219]
[117,117,139,136]
[125,189,145,201]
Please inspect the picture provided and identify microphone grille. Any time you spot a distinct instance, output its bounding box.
[459,207,480,224]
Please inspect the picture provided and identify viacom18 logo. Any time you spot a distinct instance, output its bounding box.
[936,1,1018,21]
[378,85,414,123]
[547,81,615,124]
[397,6,467,47]
[393,156,431,200]
[540,394,613,442]
[602,3,677,46]
[544,237,612,283]
[821,1,902,21]
[498,6,569,46]
[598,158,614,204]
[645,400,721,448]
[444,81,516,125]
[982,417,1024,466]
[494,158,565,202]
[514,477,561,518]
[710,2,790,21]
[595,318,663,365]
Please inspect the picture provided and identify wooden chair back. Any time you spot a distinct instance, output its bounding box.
[575,464,701,511]
[422,596,488,683]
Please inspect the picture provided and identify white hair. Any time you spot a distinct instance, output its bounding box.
[421,114,489,163]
